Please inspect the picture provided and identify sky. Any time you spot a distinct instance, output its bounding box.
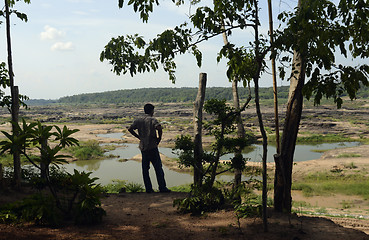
[1,0,298,99]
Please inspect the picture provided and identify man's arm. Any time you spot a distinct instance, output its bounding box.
[156,125,162,145]
[127,126,140,140]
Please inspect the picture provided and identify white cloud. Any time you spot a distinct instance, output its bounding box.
[40,25,65,40]
[51,42,75,51]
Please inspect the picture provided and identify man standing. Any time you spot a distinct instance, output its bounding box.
[128,103,170,193]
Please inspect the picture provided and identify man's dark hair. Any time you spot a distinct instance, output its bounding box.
[144,103,155,114]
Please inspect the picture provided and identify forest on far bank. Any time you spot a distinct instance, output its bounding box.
[26,85,369,106]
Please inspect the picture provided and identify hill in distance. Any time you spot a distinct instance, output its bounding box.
[25,85,369,106]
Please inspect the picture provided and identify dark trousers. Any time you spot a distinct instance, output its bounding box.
[141,147,167,191]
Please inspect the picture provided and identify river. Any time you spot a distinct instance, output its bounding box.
[61,133,360,188]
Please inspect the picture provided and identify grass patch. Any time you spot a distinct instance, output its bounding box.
[344,162,358,169]
[292,200,312,208]
[337,153,361,158]
[311,149,330,153]
[316,207,328,214]
[293,171,369,199]
[340,200,353,209]
[297,134,353,143]
[125,182,145,193]
[0,154,40,167]
[292,183,316,197]
[170,184,191,192]
[103,180,144,193]
[103,180,127,193]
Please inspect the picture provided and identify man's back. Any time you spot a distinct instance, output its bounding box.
[130,115,161,151]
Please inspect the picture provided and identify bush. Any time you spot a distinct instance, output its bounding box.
[1,169,106,226]
[125,182,144,193]
[0,194,62,226]
[62,170,106,224]
[173,184,225,215]
[103,180,127,193]
[68,140,104,160]
[0,211,19,224]
[102,180,144,193]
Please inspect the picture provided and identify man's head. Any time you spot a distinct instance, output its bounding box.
[144,103,155,115]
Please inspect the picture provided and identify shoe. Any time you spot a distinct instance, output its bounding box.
[160,188,171,193]
[146,189,155,193]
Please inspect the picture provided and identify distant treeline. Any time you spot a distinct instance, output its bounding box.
[26,85,369,106]
[57,87,291,104]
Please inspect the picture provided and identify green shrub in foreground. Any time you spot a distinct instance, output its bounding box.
[125,182,144,193]
[169,184,191,193]
[103,180,127,193]
[0,169,106,226]
[173,184,225,215]
[0,194,62,226]
[103,180,144,193]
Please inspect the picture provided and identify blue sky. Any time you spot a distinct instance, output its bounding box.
[1,0,298,99]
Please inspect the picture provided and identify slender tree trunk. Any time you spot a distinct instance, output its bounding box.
[11,87,20,187]
[232,80,245,187]
[273,50,305,213]
[253,0,268,232]
[0,163,3,189]
[208,115,229,188]
[254,67,269,232]
[193,73,207,187]
[221,25,245,187]
[267,0,280,154]
[5,0,21,189]
[40,136,49,180]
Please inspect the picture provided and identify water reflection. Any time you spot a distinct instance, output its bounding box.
[73,159,102,171]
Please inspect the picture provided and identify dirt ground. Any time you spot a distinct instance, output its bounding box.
[1,103,369,239]
[1,191,369,240]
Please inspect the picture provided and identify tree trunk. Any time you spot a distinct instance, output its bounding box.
[254,74,268,232]
[273,0,305,213]
[221,24,245,187]
[273,50,305,213]
[252,0,268,232]
[12,87,21,188]
[193,73,207,187]
[267,0,280,154]
[0,163,3,189]
[40,135,49,180]
[5,0,21,189]
[232,80,245,187]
